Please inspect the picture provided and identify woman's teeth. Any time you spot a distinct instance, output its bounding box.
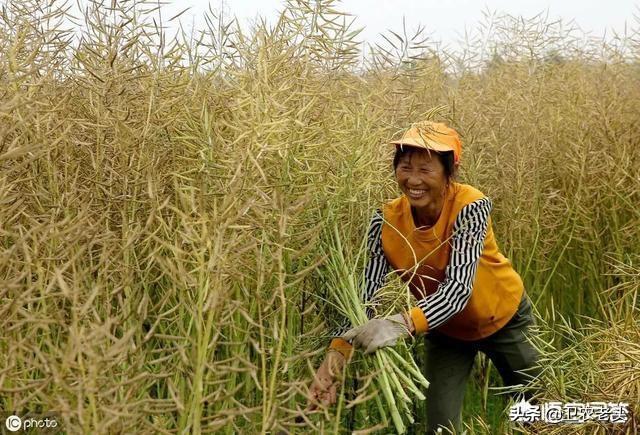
[409,189,426,196]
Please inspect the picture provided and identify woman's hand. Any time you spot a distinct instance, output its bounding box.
[305,350,346,411]
[342,312,414,355]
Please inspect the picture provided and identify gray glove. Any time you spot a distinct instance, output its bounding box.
[342,313,413,355]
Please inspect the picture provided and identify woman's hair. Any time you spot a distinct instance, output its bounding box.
[392,146,457,181]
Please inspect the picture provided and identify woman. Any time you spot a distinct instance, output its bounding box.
[307,121,542,434]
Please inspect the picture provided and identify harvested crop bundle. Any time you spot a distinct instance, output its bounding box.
[317,221,429,433]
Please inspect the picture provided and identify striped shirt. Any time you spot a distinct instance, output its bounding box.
[332,198,492,337]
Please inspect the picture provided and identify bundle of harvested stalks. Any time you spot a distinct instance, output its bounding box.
[317,221,430,434]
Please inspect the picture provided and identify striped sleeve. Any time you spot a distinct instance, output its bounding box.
[414,197,492,331]
[330,209,390,338]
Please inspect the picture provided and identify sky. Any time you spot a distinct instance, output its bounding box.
[155,0,639,52]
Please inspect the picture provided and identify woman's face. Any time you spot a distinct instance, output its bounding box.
[394,149,448,211]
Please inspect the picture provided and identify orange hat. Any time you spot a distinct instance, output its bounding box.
[389,121,462,165]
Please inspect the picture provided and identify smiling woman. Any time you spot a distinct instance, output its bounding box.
[393,147,456,229]
[307,120,543,434]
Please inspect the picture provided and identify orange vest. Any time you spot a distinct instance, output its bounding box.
[381,183,524,341]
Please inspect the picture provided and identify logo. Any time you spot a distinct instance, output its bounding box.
[3,414,59,432]
[5,415,21,432]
